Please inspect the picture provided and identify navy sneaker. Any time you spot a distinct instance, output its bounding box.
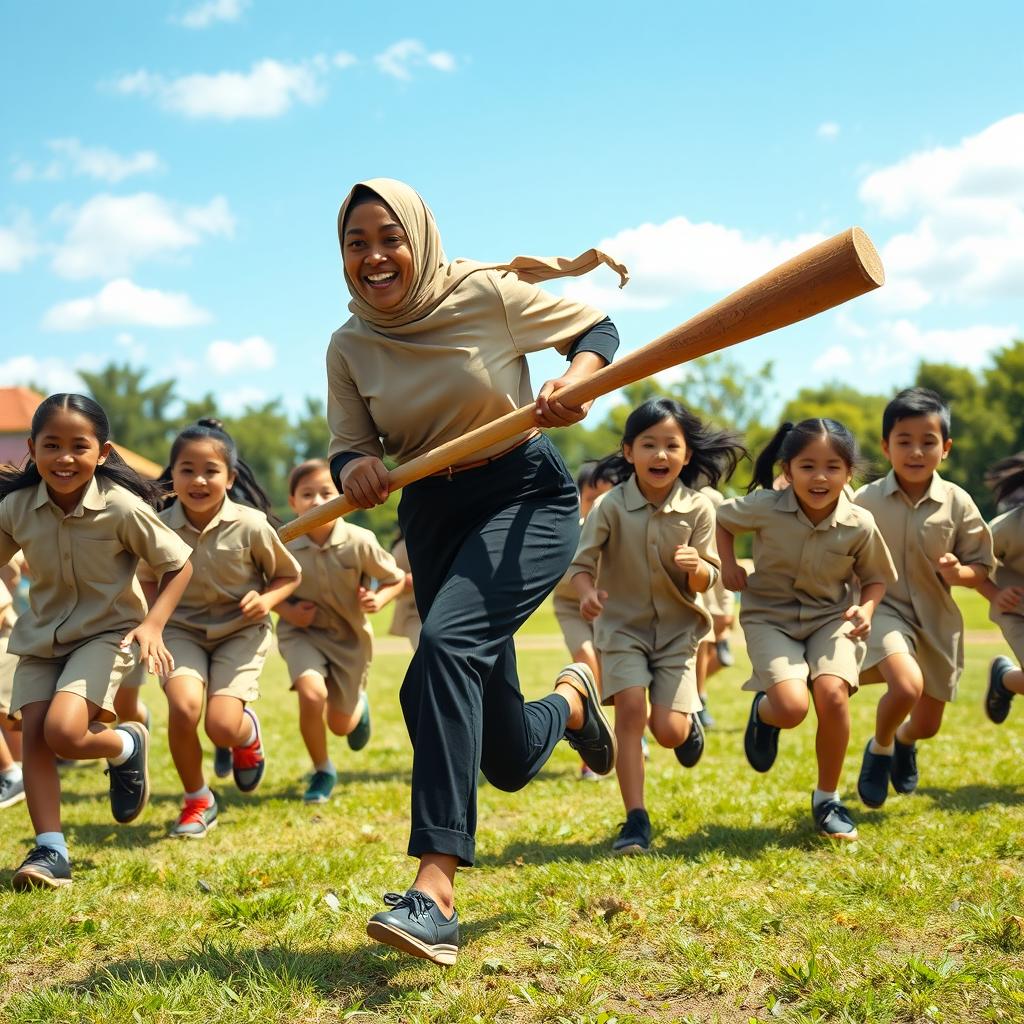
[347,696,371,751]
[857,739,892,808]
[232,708,266,794]
[612,808,652,855]
[813,797,859,841]
[558,664,616,777]
[12,846,72,890]
[213,746,232,779]
[674,713,705,768]
[366,889,459,966]
[715,637,735,668]
[985,656,1015,724]
[891,737,918,794]
[105,722,150,824]
[697,696,716,730]
[743,692,780,773]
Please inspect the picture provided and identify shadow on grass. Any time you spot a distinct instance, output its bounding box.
[917,783,1024,812]
[63,821,169,848]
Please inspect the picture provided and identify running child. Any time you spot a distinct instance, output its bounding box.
[980,453,1024,723]
[389,533,420,650]
[854,388,993,807]
[717,418,896,840]
[145,419,301,838]
[571,397,743,853]
[278,459,406,803]
[0,393,193,887]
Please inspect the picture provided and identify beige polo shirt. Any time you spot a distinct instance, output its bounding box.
[855,470,994,685]
[327,271,604,466]
[717,486,897,631]
[279,519,404,658]
[0,572,14,639]
[139,496,300,640]
[990,506,1024,595]
[570,476,720,653]
[0,477,192,659]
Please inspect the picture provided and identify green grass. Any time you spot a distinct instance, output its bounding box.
[1,617,1022,1023]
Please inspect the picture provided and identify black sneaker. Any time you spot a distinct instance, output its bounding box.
[105,722,150,824]
[347,696,371,751]
[674,713,705,768]
[213,746,232,779]
[891,737,919,794]
[715,637,735,667]
[857,739,892,808]
[12,846,72,890]
[558,664,616,777]
[985,656,1015,724]
[743,692,780,773]
[612,808,652,855]
[366,889,459,966]
[697,696,716,730]
[813,797,859,841]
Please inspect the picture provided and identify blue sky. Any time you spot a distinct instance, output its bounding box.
[2,1,1023,425]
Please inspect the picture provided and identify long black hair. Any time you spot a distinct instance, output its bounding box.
[749,418,861,492]
[0,393,163,507]
[599,397,745,490]
[160,418,279,526]
[987,452,1024,510]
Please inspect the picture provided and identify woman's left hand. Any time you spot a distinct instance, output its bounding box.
[535,374,592,428]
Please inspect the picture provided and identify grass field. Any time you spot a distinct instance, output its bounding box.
[1,599,1022,1023]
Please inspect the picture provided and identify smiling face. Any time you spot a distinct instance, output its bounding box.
[171,438,235,527]
[883,413,951,495]
[342,198,415,312]
[28,407,112,513]
[783,433,852,523]
[288,465,338,516]
[623,415,690,501]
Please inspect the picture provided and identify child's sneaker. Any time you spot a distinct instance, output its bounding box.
[641,734,650,761]
[612,808,652,855]
[169,793,218,839]
[106,722,150,824]
[857,740,892,808]
[213,746,232,779]
[232,708,266,793]
[347,696,371,751]
[303,769,337,804]
[579,762,602,781]
[891,737,918,794]
[743,692,780,773]
[985,656,1015,724]
[813,796,858,841]
[697,695,716,730]
[715,637,735,667]
[674,713,705,768]
[0,771,25,809]
[12,846,72,889]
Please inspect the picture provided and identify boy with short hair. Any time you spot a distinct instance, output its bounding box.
[854,387,993,807]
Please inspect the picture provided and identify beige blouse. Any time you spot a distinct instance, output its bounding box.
[990,506,1024,597]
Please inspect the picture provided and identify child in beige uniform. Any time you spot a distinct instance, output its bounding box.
[980,454,1024,723]
[854,388,993,808]
[0,564,24,808]
[717,419,896,841]
[0,394,193,889]
[279,460,406,803]
[388,535,420,650]
[146,420,300,839]
[571,398,743,854]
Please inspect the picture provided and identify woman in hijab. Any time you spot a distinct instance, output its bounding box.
[329,179,624,965]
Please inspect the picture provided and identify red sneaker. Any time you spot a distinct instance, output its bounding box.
[232,708,266,793]
[170,793,218,839]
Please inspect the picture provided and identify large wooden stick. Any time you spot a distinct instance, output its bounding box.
[280,226,883,542]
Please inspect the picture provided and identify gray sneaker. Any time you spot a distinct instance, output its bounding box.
[12,846,72,890]
[0,772,25,809]
[367,889,459,966]
[813,797,859,841]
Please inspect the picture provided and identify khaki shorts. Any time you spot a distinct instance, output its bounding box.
[553,594,593,657]
[742,618,864,694]
[991,608,1024,665]
[704,579,735,620]
[278,631,368,717]
[601,635,702,714]
[160,623,270,703]
[0,631,15,717]
[10,633,136,722]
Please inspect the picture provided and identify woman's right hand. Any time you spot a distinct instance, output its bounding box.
[340,456,391,508]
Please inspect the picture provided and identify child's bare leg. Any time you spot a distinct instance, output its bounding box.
[811,674,851,792]
[572,642,601,690]
[613,687,648,811]
[43,692,122,761]
[1004,665,1024,694]
[294,673,330,758]
[648,704,692,748]
[19,702,61,835]
[204,694,250,749]
[165,675,206,793]
[326,703,363,737]
[897,693,946,744]
[695,642,709,701]
[2,720,23,762]
[757,679,810,730]
[0,728,13,772]
[873,654,923,746]
[113,685,146,725]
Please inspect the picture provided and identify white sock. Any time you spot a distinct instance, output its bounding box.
[314,759,336,776]
[36,831,69,861]
[107,727,136,766]
[1,763,22,782]
[869,738,894,756]
[241,712,257,747]
[185,785,213,803]
[813,788,840,809]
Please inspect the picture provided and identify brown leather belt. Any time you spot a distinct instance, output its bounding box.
[430,430,540,478]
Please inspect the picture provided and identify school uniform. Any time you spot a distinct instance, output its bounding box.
[0,570,18,717]
[139,496,300,702]
[717,487,897,692]
[279,520,404,716]
[570,477,719,713]
[552,519,595,657]
[988,506,1024,664]
[388,538,421,649]
[699,486,735,622]
[855,471,994,701]
[0,478,191,721]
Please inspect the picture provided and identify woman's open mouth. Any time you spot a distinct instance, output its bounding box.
[364,271,399,289]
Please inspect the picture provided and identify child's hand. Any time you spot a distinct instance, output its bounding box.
[121,622,174,677]
[290,600,318,628]
[843,603,874,640]
[240,590,272,620]
[358,586,384,613]
[722,563,748,592]
[936,553,963,585]
[995,586,1024,613]
[673,545,701,574]
[580,589,607,622]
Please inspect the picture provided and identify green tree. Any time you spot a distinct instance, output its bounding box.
[293,398,331,462]
[224,400,295,514]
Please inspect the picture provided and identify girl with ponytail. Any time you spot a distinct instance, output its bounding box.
[716,419,896,842]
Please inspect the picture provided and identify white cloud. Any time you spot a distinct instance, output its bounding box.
[812,344,853,373]
[114,59,326,119]
[219,386,268,413]
[859,114,1024,311]
[0,213,39,272]
[374,40,457,80]
[14,139,161,184]
[561,217,825,311]
[333,51,358,69]
[206,336,276,374]
[51,192,233,279]
[0,354,102,393]
[115,331,147,361]
[178,0,247,28]
[42,279,212,331]
[817,122,840,140]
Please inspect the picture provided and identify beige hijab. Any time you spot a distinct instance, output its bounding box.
[337,178,628,331]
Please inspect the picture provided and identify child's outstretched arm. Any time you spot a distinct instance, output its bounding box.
[572,570,606,622]
[240,573,302,620]
[977,575,1024,612]
[716,524,747,592]
[936,555,990,589]
[844,581,885,640]
[123,562,194,675]
[359,578,406,613]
